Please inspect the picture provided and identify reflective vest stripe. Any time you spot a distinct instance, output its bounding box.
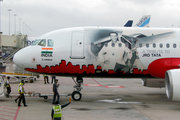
[18,83,22,91]
[19,83,24,94]
[53,105,62,118]
[6,80,10,87]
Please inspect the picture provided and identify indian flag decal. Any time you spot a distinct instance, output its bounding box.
[41,48,53,57]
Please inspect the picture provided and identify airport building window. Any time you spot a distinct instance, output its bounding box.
[153,43,156,48]
[38,39,46,46]
[146,43,149,48]
[159,43,163,48]
[166,43,170,48]
[139,43,142,48]
[173,43,176,48]
[31,39,41,46]
[47,39,53,47]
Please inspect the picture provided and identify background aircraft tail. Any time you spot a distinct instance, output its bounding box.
[124,20,133,27]
[134,15,151,27]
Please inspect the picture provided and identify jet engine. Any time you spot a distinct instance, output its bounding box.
[141,78,165,88]
[165,69,180,101]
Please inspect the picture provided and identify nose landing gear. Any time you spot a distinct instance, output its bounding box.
[72,76,83,101]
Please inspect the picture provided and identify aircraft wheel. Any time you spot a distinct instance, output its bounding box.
[44,96,48,99]
[72,91,82,101]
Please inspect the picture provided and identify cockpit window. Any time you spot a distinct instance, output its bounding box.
[31,39,41,46]
[47,39,53,47]
[38,39,46,46]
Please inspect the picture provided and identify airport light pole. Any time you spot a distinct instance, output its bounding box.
[19,18,21,34]
[14,14,16,35]
[23,22,24,35]
[0,0,3,34]
[8,9,11,35]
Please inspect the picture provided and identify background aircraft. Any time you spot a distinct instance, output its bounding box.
[124,15,151,27]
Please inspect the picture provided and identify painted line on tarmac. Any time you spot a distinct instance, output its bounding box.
[92,78,101,85]
[0,106,16,111]
[0,118,8,120]
[13,106,20,120]
[84,84,103,87]
[0,114,14,117]
[104,86,124,88]
[0,109,16,114]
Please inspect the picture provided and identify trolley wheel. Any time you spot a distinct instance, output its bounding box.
[72,91,82,101]
[44,96,48,99]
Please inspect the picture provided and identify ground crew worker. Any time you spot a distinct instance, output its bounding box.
[15,80,24,103]
[51,76,56,84]
[18,80,28,107]
[51,98,71,120]
[52,79,60,104]
[4,76,11,98]
[44,74,49,84]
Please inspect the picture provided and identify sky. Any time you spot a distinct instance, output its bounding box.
[0,0,180,37]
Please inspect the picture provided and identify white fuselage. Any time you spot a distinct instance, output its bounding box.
[13,27,180,78]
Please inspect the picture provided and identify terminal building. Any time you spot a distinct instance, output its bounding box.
[0,33,28,61]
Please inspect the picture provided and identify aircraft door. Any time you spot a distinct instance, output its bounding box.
[70,32,85,59]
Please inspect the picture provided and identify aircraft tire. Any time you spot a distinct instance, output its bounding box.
[72,91,82,101]
[44,96,48,99]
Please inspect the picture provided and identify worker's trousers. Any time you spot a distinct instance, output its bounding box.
[53,92,59,103]
[18,94,26,106]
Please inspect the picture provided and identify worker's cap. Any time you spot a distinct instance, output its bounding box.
[55,79,58,82]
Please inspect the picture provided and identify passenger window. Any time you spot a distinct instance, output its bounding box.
[139,43,142,48]
[105,42,108,47]
[153,43,156,48]
[146,43,149,48]
[47,39,53,47]
[97,43,101,47]
[173,43,176,48]
[166,43,170,48]
[111,43,115,47]
[38,39,46,46]
[159,43,163,48]
[118,43,122,47]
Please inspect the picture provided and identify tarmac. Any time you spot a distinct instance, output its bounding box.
[1,75,180,120]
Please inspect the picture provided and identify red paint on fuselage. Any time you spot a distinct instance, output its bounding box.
[25,60,150,77]
[148,58,180,78]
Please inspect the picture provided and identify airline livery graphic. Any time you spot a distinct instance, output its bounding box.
[22,28,175,78]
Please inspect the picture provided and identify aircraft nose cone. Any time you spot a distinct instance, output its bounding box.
[13,49,26,69]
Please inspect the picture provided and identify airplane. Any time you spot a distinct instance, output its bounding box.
[124,20,133,27]
[124,15,151,27]
[12,26,180,102]
[134,15,151,27]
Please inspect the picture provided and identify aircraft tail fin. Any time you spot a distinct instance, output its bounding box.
[134,15,151,27]
[124,20,133,27]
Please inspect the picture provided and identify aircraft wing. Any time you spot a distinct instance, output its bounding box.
[135,31,175,48]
